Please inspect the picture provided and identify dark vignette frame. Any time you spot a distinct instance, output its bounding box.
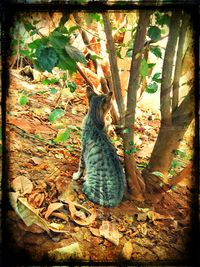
[1,1,199,266]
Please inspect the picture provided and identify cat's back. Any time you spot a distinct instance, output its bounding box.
[83,125,126,207]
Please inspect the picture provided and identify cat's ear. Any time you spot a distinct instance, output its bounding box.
[86,87,96,99]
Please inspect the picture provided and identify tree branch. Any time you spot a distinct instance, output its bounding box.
[172,12,190,112]
[102,12,125,124]
[160,11,182,126]
[126,10,151,134]
[76,64,94,89]
[73,13,118,123]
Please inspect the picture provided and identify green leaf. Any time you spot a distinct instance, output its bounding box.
[125,49,133,57]
[125,148,138,155]
[170,159,183,169]
[152,171,164,178]
[24,21,35,32]
[146,82,158,94]
[59,13,70,26]
[50,88,58,95]
[148,63,156,69]
[147,26,161,41]
[68,26,79,35]
[49,30,70,49]
[175,149,186,158]
[139,58,149,78]
[32,61,44,72]
[42,78,59,85]
[49,109,64,123]
[150,46,162,58]
[171,185,177,190]
[54,128,71,143]
[33,19,40,25]
[20,50,31,57]
[155,13,170,27]
[116,48,123,59]
[129,140,134,146]
[19,95,28,105]
[65,44,87,64]
[30,29,39,36]
[159,182,164,187]
[57,49,77,72]
[91,13,101,22]
[35,46,58,72]
[90,54,103,60]
[67,81,77,93]
[152,72,162,83]
[123,128,131,134]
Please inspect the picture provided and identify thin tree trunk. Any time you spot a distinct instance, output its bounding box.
[102,12,125,125]
[147,11,182,175]
[172,12,190,112]
[160,11,182,126]
[123,10,151,200]
[73,13,119,124]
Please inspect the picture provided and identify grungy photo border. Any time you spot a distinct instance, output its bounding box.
[1,0,199,266]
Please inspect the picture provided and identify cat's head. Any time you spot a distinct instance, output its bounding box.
[86,87,113,128]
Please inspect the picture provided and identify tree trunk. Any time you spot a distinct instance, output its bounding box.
[144,11,194,194]
[123,10,151,201]
[147,126,187,175]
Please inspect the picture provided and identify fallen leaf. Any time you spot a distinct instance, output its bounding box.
[45,202,64,220]
[28,192,45,208]
[48,242,83,261]
[121,241,133,260]
[90,227,101,237]
[99,221,123,246]
[68,201,96,226]
[11,176,33,195]
[9,196,68,234]
[31,156,43,165]
[137,213,147,221]
[137,223,148,236]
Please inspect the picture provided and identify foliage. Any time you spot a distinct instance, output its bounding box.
[10,14,87,73]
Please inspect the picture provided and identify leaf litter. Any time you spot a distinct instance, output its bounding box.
[6,67,194,263]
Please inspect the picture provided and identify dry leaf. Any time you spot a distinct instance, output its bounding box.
[48,242,83,261]
[12,176,33,195]
[99,221,122,246]
[31,156,43,165]
[28,192,45,208]
[137,223,148,236]
[45,202,64,220]
[121,241,133,260]
[137,213,147,221]
[68,201,96,226]
[9,196,67,234]
[90,227,101,237]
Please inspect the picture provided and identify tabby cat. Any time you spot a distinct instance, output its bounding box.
[73,87,126,207]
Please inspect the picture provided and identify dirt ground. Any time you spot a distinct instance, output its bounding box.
[3,69,196,265]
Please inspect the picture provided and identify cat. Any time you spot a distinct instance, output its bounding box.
[73,87,126,207]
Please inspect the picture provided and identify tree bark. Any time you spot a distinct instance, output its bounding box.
[160,11,182,126]
[123,10,151,200]
[145,11,194,191]
[172,12,190,112]
[102,12,125,125]
[148,84,194,175]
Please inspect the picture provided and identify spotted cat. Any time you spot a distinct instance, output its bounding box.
[73,87,126,207]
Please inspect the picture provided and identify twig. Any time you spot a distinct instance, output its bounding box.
[76,64,94,89]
